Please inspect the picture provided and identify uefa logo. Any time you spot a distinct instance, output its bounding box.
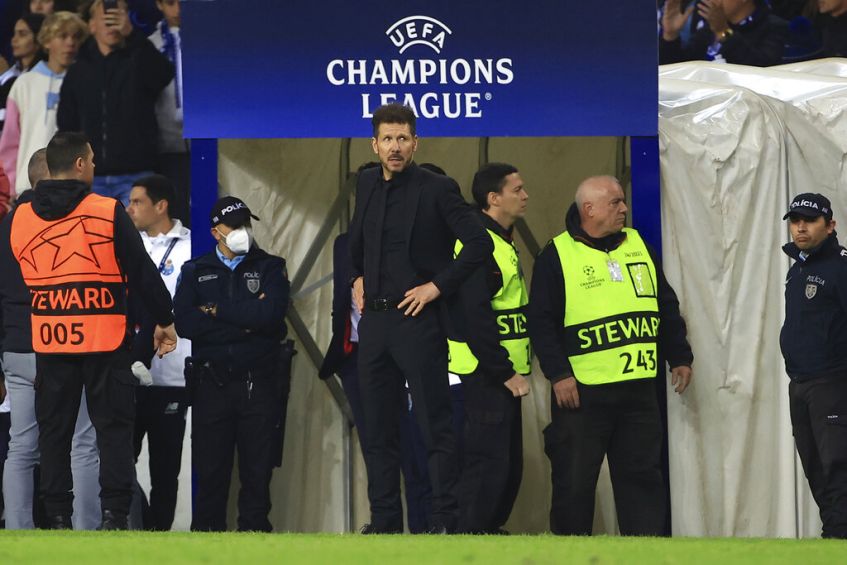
[385,15,452,54]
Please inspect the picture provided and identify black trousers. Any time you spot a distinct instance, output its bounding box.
[789,375,847,539]
[191,374,280,532]
[35,348,136,518]
[133,386,187,531]
[458,371,522,533]
[544,377,665,536]
[0,411,10,523]
[357,307,459,531]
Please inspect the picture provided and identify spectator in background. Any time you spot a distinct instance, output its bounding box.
[148,0,189,225]
[57,0,173,207]
[125,173,190,531]
[0,147,101,530]
[0,163,9,215]
[660,0,788,66]
[1,14,44,135]
[27,0,81,14]
[814,0,847,56]
[0,1,27,71]
[0,11,87,195]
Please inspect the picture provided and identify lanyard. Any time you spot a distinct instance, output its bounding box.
[158,239,179,273]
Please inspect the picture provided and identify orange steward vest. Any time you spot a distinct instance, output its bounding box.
[10,193,127,353]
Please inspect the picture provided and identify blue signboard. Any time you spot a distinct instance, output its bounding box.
[182,0,657,138]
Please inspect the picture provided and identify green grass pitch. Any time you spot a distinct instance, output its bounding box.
[0,531,843,564]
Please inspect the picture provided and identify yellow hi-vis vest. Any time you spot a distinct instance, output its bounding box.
[552,228,659,385]
[448,229,531,376]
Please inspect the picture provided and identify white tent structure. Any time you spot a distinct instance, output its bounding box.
[658,59,847,537]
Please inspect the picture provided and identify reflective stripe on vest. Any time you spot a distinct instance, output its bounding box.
[448,228,531,375]
[553,228,659,385]
[10,193,127,353]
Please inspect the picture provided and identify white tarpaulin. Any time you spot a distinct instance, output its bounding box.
[658,61,847,537]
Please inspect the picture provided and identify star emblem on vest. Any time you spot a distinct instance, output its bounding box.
[17,216,114,273]
[583,265,594,277]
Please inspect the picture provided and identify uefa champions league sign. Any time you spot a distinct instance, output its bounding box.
[182,0,657,138]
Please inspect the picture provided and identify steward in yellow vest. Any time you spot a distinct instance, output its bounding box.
[528,175,693,537]
[447,163,529,535]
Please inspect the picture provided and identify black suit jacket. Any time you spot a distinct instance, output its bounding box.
[349,163,491,310]
[319,232,354,379]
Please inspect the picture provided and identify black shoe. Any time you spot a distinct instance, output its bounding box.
[360,523,402,534]
[424,523,453,535]
[47,514,73,530]
[100,510,129,531]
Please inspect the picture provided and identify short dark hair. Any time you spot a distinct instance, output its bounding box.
[27,148,49,187]
[372,103,416,137]
[419,162,446,176]
[46,132,90,175]
[471,162,519,210]
[133,174,177,218]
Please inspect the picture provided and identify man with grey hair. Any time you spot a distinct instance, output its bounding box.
[528,175,693,536]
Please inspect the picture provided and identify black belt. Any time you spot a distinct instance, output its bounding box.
[196,361,271,383]
[366,297,399,312]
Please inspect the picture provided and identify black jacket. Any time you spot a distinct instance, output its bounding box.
[660,6,788,66]
[174,246,289,370]
[0,180,173,354]
[451,210,521,382]
[57,31,174,175]
[780,234,847,381]
[819,14,847,57]
[319,232,354,380]
[0,189,35,353]
[528,203,693,384]
[349,163,492,304]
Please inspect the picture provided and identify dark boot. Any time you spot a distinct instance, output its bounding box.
[47,514,73,530]
[101,510,129,531]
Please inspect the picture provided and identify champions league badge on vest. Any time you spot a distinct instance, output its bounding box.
[580,265,603,290]
[325,14,515,120]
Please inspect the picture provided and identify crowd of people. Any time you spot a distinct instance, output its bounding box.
[659,0,847,65]
[0,0,186,215]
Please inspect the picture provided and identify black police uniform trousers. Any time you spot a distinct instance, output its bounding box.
[544,377,665,536]
[133,386,187,530]
[35,348,136,519]
[191,369,280,532]
[458,370,522,534]
[358,306,459,532]
[789,374,847,539]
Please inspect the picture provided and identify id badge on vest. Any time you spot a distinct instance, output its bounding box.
[607,259,623,282]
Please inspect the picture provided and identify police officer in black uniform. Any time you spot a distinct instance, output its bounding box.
[174,196,290,532]
[781,192,847,539]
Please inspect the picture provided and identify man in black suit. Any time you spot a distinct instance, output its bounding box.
[349,103,491,534]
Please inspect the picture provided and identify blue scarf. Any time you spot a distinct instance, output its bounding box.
[160,20,181,109]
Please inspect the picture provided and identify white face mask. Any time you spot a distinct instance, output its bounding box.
[223,226,252,255]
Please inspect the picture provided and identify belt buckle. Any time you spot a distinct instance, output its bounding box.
[372,298,391,312]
